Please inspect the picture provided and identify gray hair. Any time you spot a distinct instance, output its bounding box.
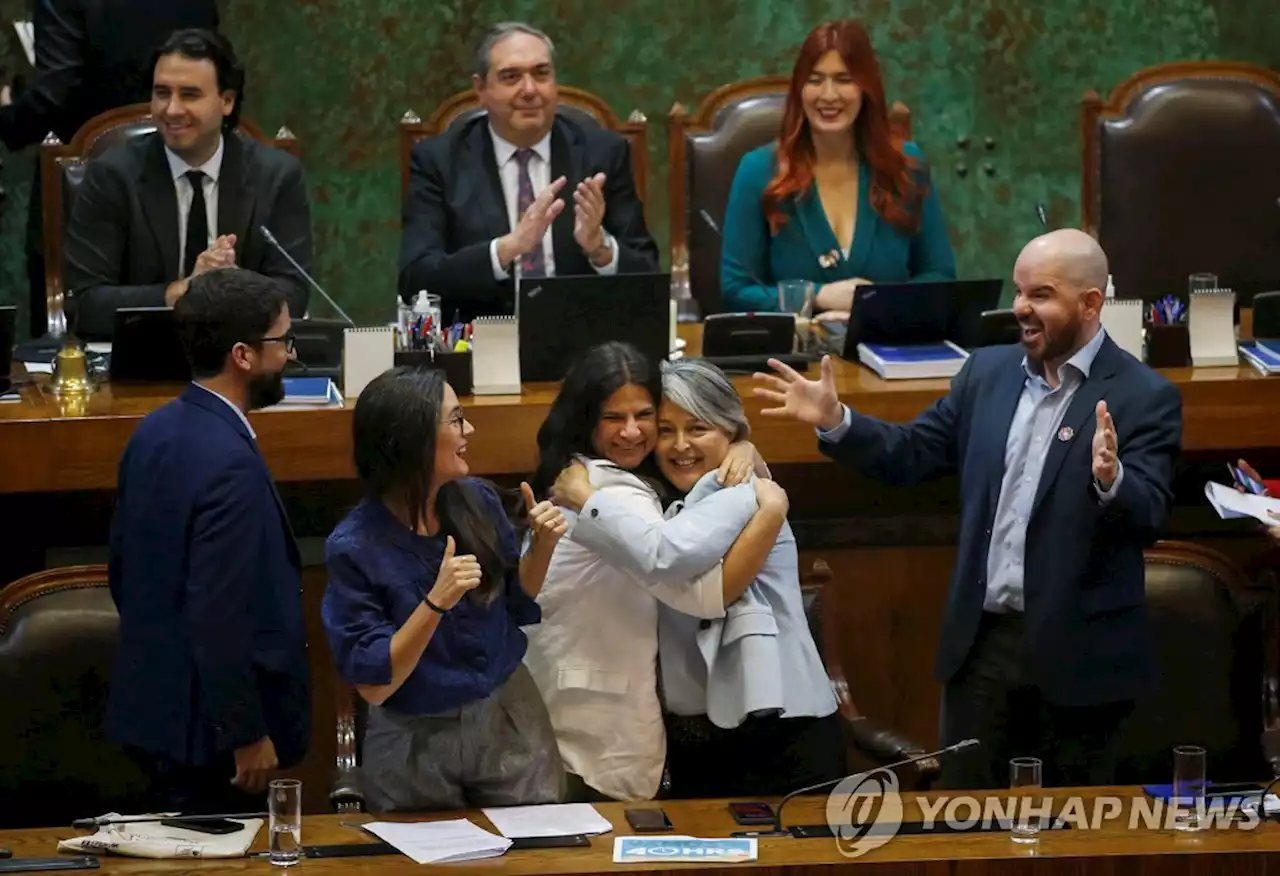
[472,22,555,80]
[659,359,750,443]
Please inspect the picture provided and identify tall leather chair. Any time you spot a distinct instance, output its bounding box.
[397,86,649,214]
[328,557,935,811]
[39,104,298,337]
[0,565,148,828]
[1111,541,1278,785]
[668,76,911,317]
[1081,62,1280,305]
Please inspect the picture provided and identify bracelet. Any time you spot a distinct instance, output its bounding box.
[423,595,447,614]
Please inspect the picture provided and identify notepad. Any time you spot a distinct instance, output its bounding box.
[471,316,521,395]
[342,326,394,399]
[1100,298,1143,360]
[363,820,511,864]
[1189,289,1238,367]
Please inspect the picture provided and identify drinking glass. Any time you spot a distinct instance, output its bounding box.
[1172,745,1206,831]
[1010,757,1042,843]
[777,279,815,318]
[1189,273,1218,294]
[269,778,302,866]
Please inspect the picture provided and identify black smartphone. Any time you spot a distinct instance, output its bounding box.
[624,808,673,832]
[0,858,99,873]
[728,801,775,825]
[1207,782,1267,797]
[158,818,244,835]
[508,834,590,849]
[304,843,398,858]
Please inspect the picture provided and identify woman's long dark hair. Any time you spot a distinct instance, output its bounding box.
[352,366,507,602]
[530,341,663,499]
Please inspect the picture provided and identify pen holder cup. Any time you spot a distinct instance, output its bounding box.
[1144,323,1191,368]
[394,350,473,395]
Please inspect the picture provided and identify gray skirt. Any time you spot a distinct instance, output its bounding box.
[362,663,567,812]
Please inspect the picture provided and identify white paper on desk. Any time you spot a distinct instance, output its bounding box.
[363,819,511,864]
[482,803,613,838]
[1205,480,1280,525]
[56,814,262,859]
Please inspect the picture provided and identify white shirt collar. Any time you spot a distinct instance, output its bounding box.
[192,381,256,439]
[165,134,225,184]
[488,122,550,167]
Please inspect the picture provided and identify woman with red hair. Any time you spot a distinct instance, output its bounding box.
[719,20,955,315]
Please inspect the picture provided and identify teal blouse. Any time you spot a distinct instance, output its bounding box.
[718,142,956,312]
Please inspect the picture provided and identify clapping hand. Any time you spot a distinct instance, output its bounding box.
[573,173,608,259]
[499,178,568,264]
[521,481,568,549]
[1091,401,1118,490]
[753,355,844,431]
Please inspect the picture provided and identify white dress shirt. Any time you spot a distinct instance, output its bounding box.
[165,135,224,278]
[192,381,255,439]
[485,124,618,280]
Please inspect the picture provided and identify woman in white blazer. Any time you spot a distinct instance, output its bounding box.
[522,342,788,803]
[553,358,844,799]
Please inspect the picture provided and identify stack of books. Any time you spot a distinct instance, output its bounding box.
[1238,340,1280,375]
[856,341,969,380]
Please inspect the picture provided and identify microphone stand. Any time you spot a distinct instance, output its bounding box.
[72,812,267,830]
[732,738,980,838]
[258,225,356,326]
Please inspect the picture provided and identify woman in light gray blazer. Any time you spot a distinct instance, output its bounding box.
[561,358,844,798]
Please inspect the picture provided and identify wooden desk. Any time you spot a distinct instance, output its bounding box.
[2,325,1279,494]
[2,789,1279,874]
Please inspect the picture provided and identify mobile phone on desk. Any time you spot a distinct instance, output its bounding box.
[158,817,243,834]
[728,801,775,825]
[1230,461,1269,496]
[508,835,591,849]
[0,858,98,873]
[625,808,673,832]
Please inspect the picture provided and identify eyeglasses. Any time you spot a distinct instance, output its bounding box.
[258,330,296,354]
[445,409,466,432]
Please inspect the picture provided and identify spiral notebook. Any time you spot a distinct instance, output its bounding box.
[343,326,394,399]
[1189,289,1238,367]
[1099,299,1143,360]
[471,316,521,395]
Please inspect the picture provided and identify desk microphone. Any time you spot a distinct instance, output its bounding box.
[698,209,781,301]
[733,737,980,838]
[72,811,267,829]
[258,225,355,326]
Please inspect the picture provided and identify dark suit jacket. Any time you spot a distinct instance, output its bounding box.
[821,335,1182,706]
[64,131,313,340]
[398,113,660,321]
[106,384,310,770]
[0,0,220,152]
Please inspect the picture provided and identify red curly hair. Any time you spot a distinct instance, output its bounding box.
[762,20,923,236]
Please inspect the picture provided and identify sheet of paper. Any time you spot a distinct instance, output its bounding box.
[363,819,511,865]
[481,803,613,838]
[1204,480,1280,525]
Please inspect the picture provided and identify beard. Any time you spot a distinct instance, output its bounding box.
[1021,314,1083,367]
[247,368,285,410]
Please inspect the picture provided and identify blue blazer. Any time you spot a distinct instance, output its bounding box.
[720,142,956,312]
[106,384,310,769]
[820,336,1182,706]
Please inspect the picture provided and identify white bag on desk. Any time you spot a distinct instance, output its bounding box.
[57,814,262,859]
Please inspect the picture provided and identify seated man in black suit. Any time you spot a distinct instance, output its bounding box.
[63,29,312,340]
[399,21,659,321]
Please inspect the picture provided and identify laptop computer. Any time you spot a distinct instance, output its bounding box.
[110,307,191,383]
[842,279,1004,361]
[517,273,670,382]
[0,305,14,394]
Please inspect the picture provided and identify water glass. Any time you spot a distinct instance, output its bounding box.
[1189,273,1218,294]
[1172,745,1206,831]
[269,778,302,866]
[1009,757,1042,843]
[777,279,815,318]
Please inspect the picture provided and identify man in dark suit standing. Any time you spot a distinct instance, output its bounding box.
[399,21,659,321]
[755,229,1183,789]
[0,0,220,339]
[106,267,310,812]
[63,28,312,340]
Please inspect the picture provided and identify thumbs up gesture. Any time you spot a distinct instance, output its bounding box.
[1091,400,1119,490]
[426,535,483,611]
[522,481,568,549]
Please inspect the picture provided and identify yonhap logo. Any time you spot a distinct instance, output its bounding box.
[825,768,904,858]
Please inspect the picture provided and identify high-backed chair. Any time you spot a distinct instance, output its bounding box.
[397,86,649,212]
[328,558,935,811]
[0,565,149,828]
[668,76,912,317]
[1111,541,1279,785]
[1081,62,1280,305]
[39,103,298,337]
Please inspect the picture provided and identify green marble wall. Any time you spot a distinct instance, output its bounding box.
[1,0,1276,331]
